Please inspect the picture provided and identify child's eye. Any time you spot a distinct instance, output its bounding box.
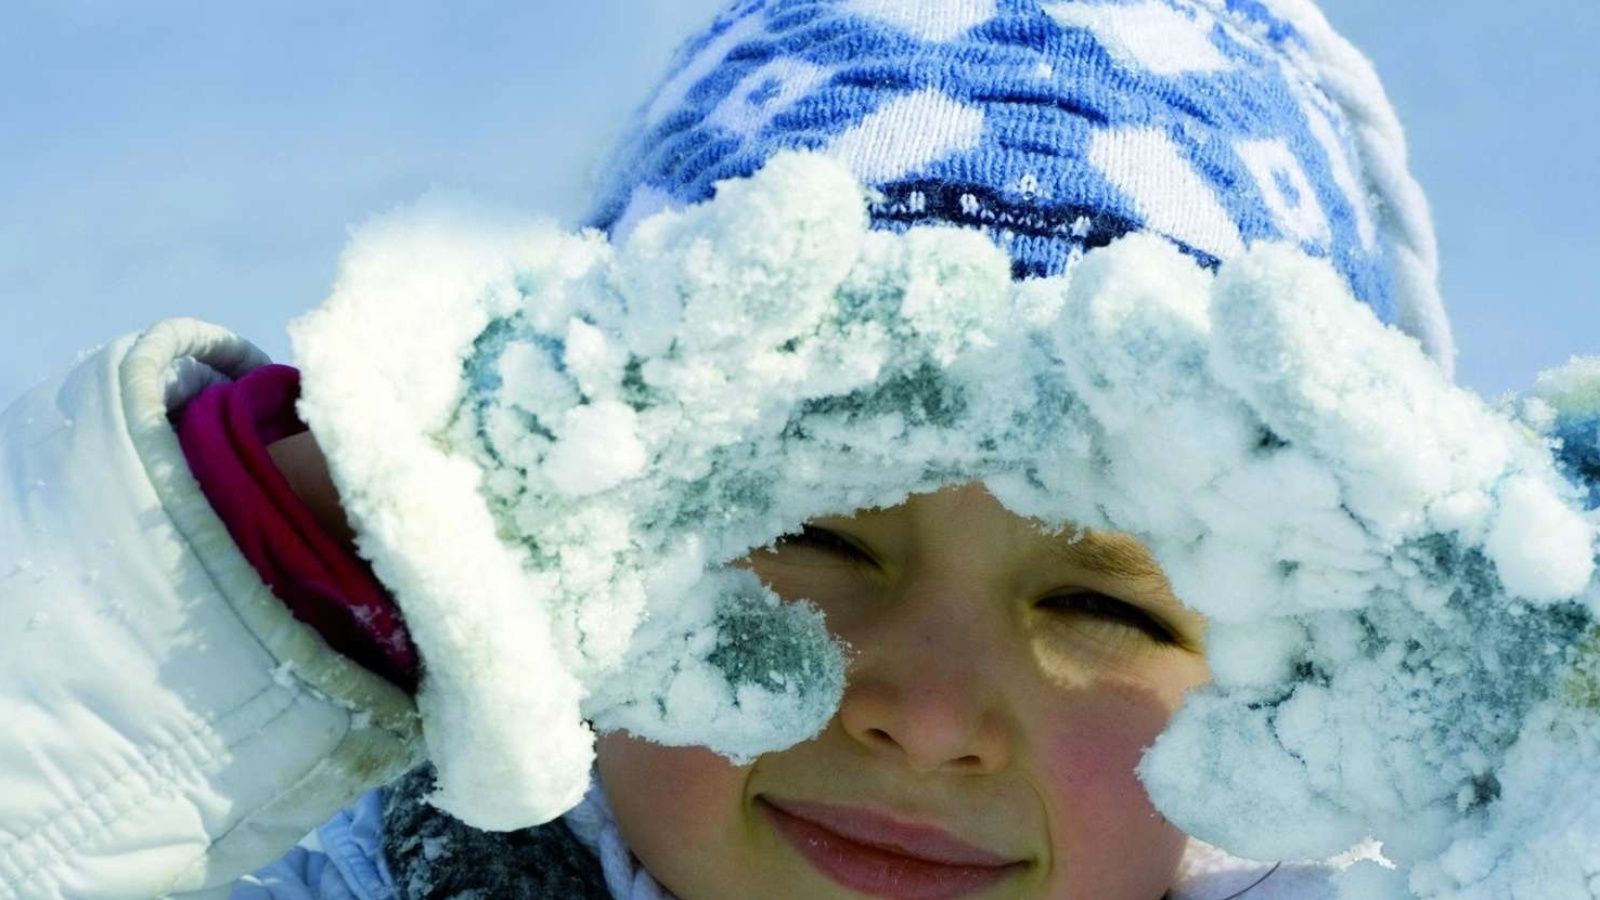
[1035,591,1179,645]
[772,524,877,565]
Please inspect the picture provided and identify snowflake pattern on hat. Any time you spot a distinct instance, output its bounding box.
[588,0,1395,323]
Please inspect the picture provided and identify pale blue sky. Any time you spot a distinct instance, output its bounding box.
[2,2,1595,406]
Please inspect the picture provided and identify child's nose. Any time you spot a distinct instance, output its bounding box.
[838,677,1012,775]
[835,591,1014,775]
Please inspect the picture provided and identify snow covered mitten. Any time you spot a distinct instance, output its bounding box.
[1081,247,1600,900]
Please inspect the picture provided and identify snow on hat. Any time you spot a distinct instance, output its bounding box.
[586,0,1455,376]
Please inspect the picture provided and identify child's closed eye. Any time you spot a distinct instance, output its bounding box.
[770,524,878,567]
[1035,591,1181,646]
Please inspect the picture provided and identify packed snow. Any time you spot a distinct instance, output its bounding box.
[292,151,1600,897]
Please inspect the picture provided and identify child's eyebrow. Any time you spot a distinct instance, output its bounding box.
[1044,531,1169,586]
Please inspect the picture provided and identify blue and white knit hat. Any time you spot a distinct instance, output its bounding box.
[585,0,1454,376]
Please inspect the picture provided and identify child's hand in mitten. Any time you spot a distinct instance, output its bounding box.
[287,156,872,831]
[285,152,1033,830]
[1041,241,1600,898]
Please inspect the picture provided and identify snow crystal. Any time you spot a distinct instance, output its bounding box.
[293,151,1600,898]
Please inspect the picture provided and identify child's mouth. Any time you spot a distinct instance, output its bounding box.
[758,795,1028,899]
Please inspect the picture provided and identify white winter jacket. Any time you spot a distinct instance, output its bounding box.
[0,318,1352,899]
[0,320,421,899]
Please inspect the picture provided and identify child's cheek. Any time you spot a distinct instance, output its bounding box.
[1033,686,1189,896]
[596,734,754,888]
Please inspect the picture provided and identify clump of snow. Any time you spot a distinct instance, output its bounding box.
[1538,357,1600,419]
[1535,357,1600,513]
[294,151,1600,897]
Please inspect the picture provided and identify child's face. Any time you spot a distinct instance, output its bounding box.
[597,482,1211,899]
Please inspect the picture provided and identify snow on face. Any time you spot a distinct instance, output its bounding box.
[292,151,1600,897]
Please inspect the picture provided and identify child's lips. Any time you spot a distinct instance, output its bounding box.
[759,795,1029,899]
